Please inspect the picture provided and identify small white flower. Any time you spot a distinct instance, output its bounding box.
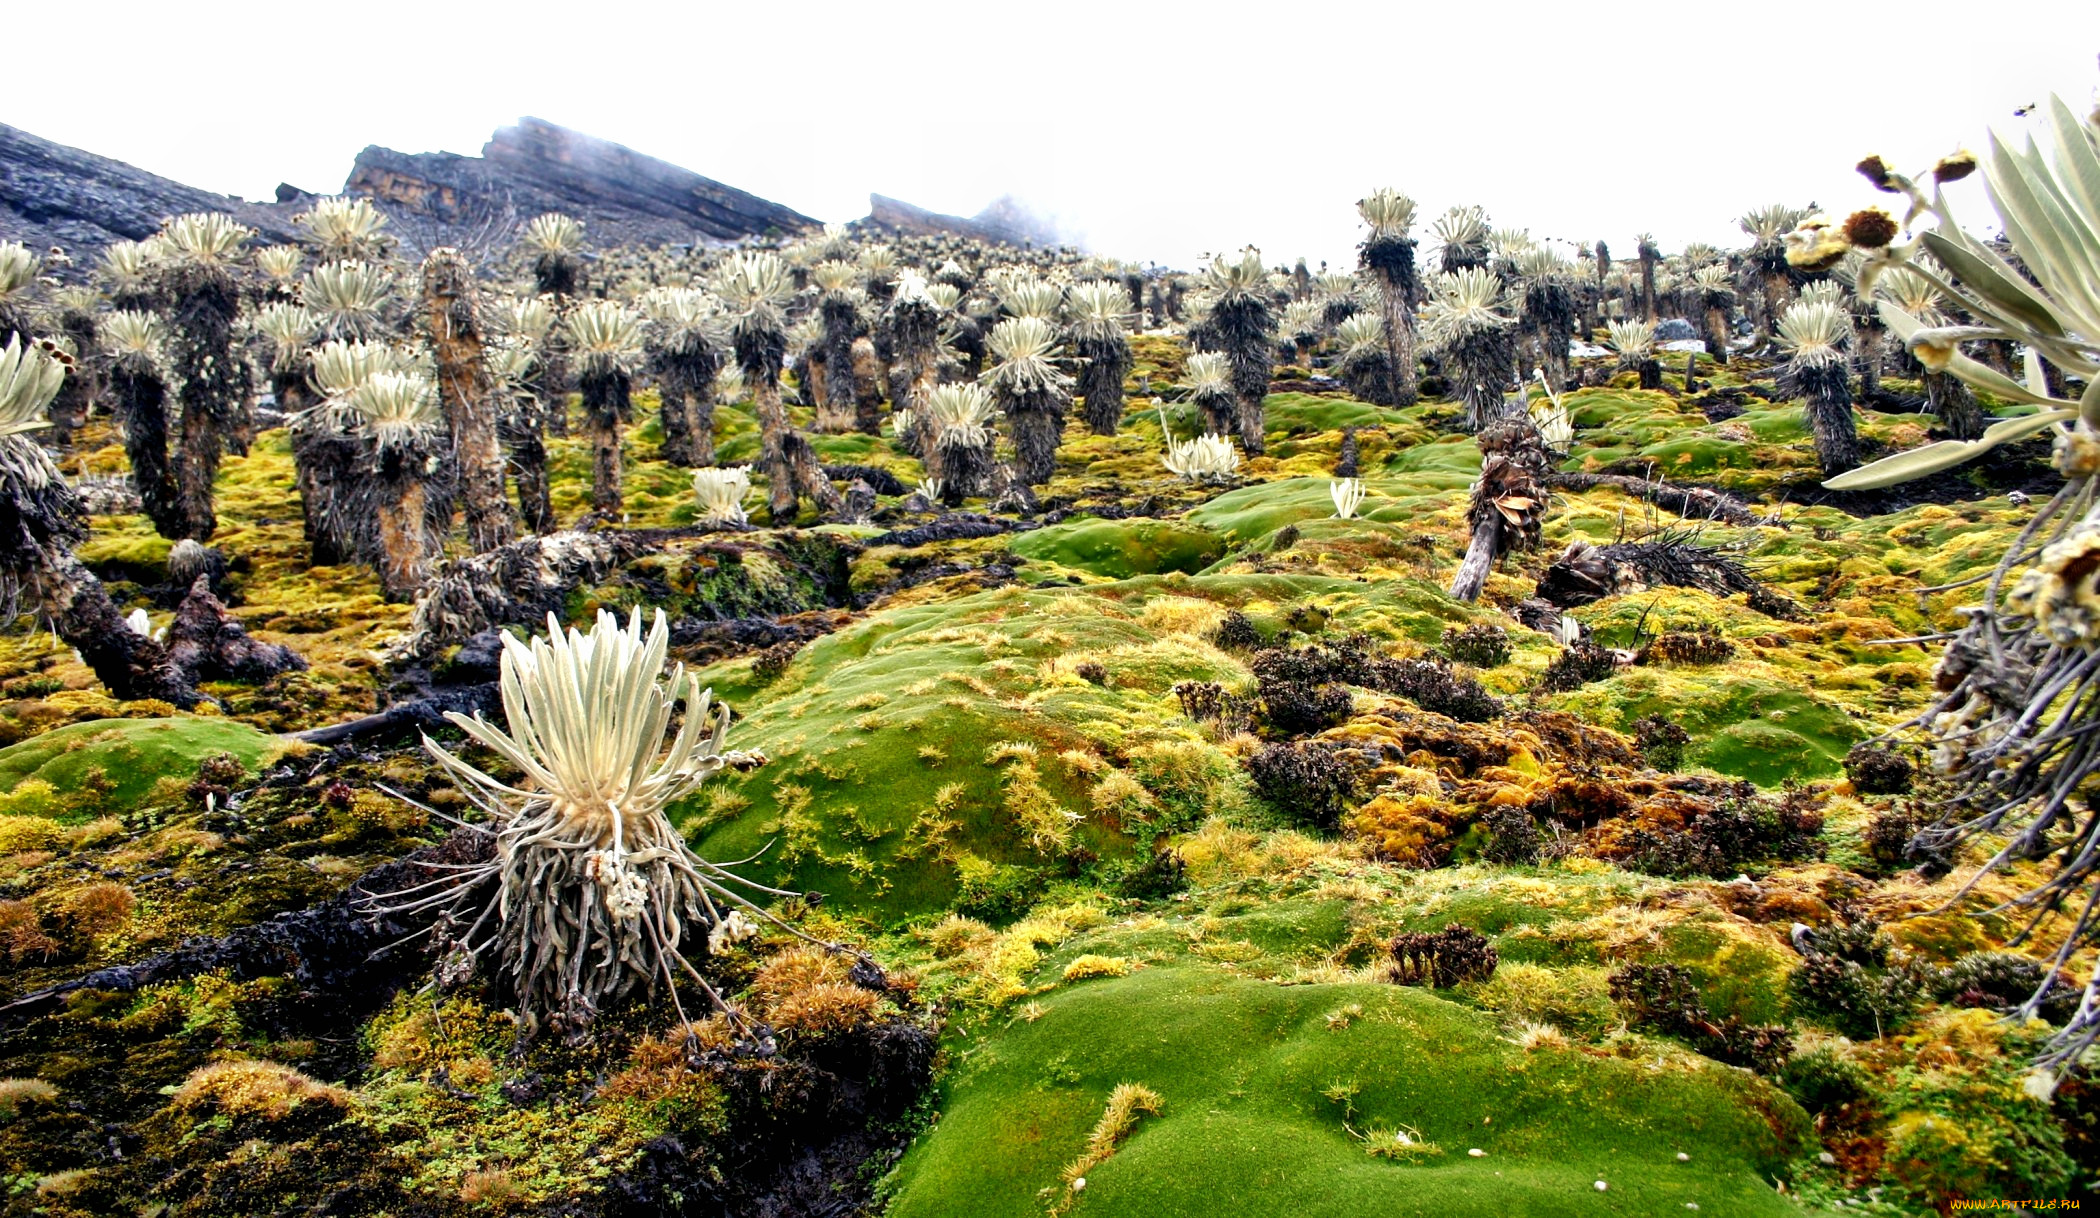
[1072,1177,1086,1192]
[1594,1180,1608,1192]
[1676,1152,1690,1163]
[1467,1148,1486,1158]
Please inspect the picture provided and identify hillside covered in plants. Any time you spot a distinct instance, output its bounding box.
[0,90,2098,1217]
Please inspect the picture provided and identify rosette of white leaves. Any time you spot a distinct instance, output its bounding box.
[1422,269,1511,348]
[998,278,1063,322]
[1163,432,1240,482]
[296,196,391,261]
[302,260,395,335]
[1183,350,1233,396]
[927,382,997,449]
[100,310,165,368]
[1529,371,1574,453]
[1335,313,1385,357]
[564,299,646,377]
[1330,477,1366,519]
[252,303,317,372]
[308,339,409,399]
[715,251,794,336]
[255,244,304,286]
[97,241,155,297]
[503,295,558,344]
[692,466,752,526]
[1777,299,1849,368]
[0,336,66,489]
[983,316,1070,395]
[1357,189,1417,239]
[383,608,794,1035]
[1605,319,1657,361]
[159,213,251,265]
[1066,281,1132,343]
[0,242,40,298]
[342,370,441,452]
[521,213,586,254]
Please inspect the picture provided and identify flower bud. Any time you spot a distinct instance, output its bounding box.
[1856,155,1900,192]
[1841,208,1899,250]
[1932,151,1977,183]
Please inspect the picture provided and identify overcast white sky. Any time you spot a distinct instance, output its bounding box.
[11,2,2099,268]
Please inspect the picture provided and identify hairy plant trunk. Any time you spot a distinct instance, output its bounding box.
[751,377,839,524]
[1795,362,1859,477]
[851,336,885,434]
[1342,352,1398,407]
[933,440,991,506]
[581,370,630,517]
[109,365,184,539]
[1008,396,1064,486]
[1855,325,1884,402]
[539,343,571,438]
[163,268,246,543]
[1637,358,1662,391]
[423,249,515,553]
[509,428,556,533]
[1927,370,1985,440]
[38,548,200,707]
[1450,327,1516,431]
[816,301,858,433]
[1760,268,1791,348]
[1077,338,1130,436]
[1198,391,1234,438]
[657,383,696,466]
[290,423,362,565]
[1702,305,1731,367]
[373,462,434,602]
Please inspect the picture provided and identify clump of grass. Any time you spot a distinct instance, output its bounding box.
[0,1077,58,1117]
[1358,1123,1444,1160]
[1060,1082,1165,1189]
[1062,954,1131,981]
[173,1060,352,1119]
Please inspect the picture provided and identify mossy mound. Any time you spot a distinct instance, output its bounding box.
[1008,518,1226,580]
[0,717,282,821]
[882,963,1807,1218]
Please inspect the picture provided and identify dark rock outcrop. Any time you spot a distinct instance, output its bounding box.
[0,123,302,255]
[862,192,1062,247]
[346,117,820,246]
[166,575,308,683]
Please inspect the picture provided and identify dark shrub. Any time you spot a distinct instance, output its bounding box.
[1608,962,1794,1075]
[1442,623,1511,669]
[1844,742,1915,796]
[1283,602,1326,632]
[1174,680,1252,732]
[1479,803,1542,865]
[1536,643,1619,693]
[1788,923,1923,1039]
[1074,660,1108,685]
[752,639,801,682]
[1247,741,1360,830]
[1209,609,1262,651]
[1388,923,1498,988]
[1642,625,1736,666]
[1385,657,1503,722]
[1260,680,1353,736]
[1777,1047,1873,1117]
[1934,952,2082,1025]
[1632,716,1692,771]
[1621,783,1825,877]
[953,864,1047,925]
[1118,848,1188,900]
